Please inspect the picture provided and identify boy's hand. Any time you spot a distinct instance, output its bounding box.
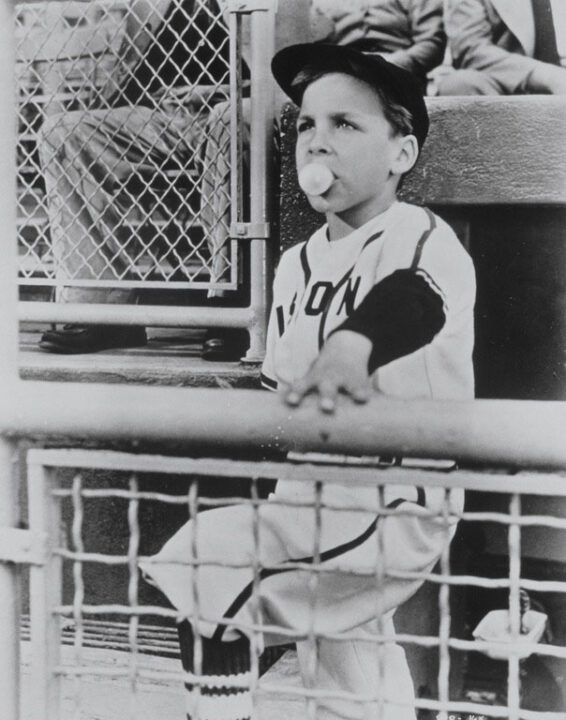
[283,331,372,413]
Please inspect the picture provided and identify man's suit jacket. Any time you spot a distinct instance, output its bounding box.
[310,0,446,79]
[445,0,554,93]
[98,0,232,108]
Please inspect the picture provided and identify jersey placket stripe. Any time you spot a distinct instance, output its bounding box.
[316,230,385,349]
[300,243,312,285]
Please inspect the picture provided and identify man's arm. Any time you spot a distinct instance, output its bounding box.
[446,0,566,94]
[386,0,447,77]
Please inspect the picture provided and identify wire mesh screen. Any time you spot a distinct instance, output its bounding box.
[25,449,566,720]
[15,0,241,297]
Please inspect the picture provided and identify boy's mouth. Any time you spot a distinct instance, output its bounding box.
[298,163,335,196]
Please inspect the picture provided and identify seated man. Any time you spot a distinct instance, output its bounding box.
[310,0,446,88]
[38,0,244,354]
[438,0,566,95]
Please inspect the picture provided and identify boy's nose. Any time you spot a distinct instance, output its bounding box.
[308,126,331,155]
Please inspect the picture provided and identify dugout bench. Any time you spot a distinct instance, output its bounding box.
[278,94,566,709]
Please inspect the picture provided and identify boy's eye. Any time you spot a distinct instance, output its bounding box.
[297,119,313,133]
[336,118,355,130]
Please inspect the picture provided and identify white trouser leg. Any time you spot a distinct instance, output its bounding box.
[39,104,204,303]
[296,618,416,720]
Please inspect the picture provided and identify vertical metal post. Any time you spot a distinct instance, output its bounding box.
[437,492,453,720]
[28,459,63,720]
[0,0,20,383]
[229,2,275,362]
[0,4,22,719]
[0,438,20,720]
[246,4,275,361]
[229,10,246,232]
[507,493,522,720]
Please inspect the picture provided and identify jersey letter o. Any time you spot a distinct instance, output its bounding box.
[304,282,334,316]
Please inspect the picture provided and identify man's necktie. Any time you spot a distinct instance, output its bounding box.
[532,0,561,65]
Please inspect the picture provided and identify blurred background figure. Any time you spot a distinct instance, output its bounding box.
[310,0,446,90]
[38,0,238,355]
[438,0,566,95]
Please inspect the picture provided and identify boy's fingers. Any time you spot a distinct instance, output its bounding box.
[317,380,339,414]
[319,396,336,413]
[349,383,371,404]
[285,390,302,407]
[284,378,311,406]
[283,372,370,410]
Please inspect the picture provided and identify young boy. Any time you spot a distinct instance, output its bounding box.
[141,43,475,720]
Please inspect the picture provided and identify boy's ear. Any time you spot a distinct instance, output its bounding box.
[391,134,419,177]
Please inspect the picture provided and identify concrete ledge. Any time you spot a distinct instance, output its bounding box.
[279,96,566,248]
[404,96,566,205]
[19,329,262,388]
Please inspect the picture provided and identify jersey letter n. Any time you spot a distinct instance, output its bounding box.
[275,276,361,336]
[305,276,361,316]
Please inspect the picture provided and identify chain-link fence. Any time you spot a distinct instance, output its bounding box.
[19,448,566,720]
[15,0,257,304]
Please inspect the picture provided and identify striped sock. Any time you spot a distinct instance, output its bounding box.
[178,621,252,720]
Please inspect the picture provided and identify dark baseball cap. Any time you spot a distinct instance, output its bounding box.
[271,43,429,150]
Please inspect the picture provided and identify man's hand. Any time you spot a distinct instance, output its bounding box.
[160,86,229,113]
[283,330,373,413]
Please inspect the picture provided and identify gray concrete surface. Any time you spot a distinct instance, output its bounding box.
[20,642,306,720]
[19,328,262,388]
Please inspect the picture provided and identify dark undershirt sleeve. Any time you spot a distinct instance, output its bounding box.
[332,269,446,374]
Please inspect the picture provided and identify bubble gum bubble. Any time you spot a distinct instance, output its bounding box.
[298,163,334,196]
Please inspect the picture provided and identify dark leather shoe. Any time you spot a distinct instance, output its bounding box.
[39,324,147,354]
[201,330,248,361]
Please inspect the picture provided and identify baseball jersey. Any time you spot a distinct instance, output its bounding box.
[262,200,475,401]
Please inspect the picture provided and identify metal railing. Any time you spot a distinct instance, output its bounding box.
[2,3,566,719]
[14,0,275,359]
[12,448,566,720]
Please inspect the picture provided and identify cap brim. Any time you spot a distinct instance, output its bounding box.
[271,43,428,149]
[272,44,400,105]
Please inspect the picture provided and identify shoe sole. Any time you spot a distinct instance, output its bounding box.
[38,337,147,355]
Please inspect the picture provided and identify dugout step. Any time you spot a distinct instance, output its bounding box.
[18,326,262,388]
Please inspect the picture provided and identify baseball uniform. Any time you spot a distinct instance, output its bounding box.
[141,200,475,719]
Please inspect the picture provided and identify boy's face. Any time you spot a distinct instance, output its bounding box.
[295,72,405,227]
